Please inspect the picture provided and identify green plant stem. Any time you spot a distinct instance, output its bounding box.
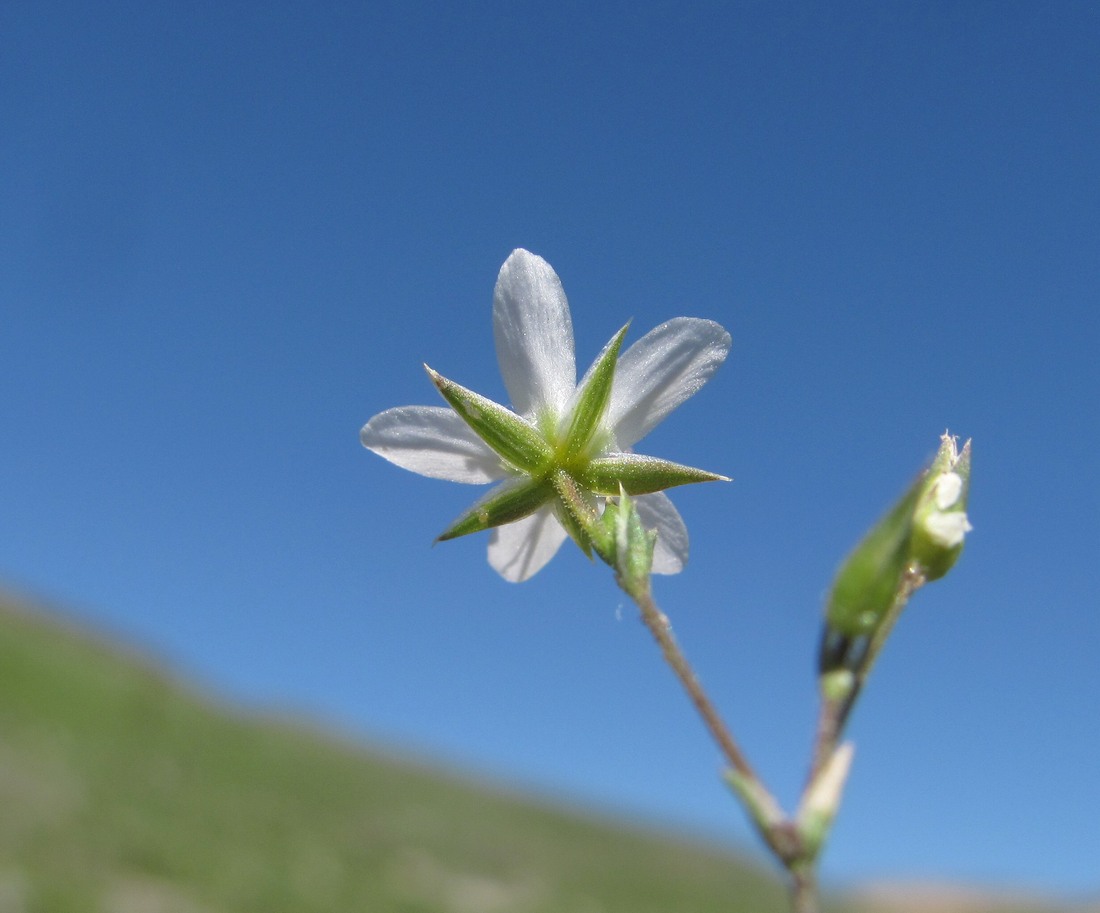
[810,568,925,780]
[789,866,820,913]
[628,582,757,783]
[621,578,818,912]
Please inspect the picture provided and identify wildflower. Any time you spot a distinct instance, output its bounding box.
[361,249,730,582]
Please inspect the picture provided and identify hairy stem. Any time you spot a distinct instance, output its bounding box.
[630,583,757,781]
[609,510,817,912]
[623,579,815,902]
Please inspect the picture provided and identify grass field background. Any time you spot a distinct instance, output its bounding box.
[0,590,1087,913]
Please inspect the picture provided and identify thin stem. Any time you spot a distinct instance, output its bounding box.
[808,692,850,784]
[610,520,813,911]
[809,568,925,779]
[789,867,820,913]
[626,580,810,873]
[630,584,756,781]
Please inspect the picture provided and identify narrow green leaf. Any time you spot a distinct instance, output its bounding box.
[581,453,728,495]
[425,365,552,474]
[560,324,630,461]
[436,477,554,541]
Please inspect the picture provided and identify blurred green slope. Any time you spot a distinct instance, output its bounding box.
[0,592,790,913]
[1,592,1084,913]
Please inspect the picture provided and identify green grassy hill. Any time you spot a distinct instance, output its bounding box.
[0,592,795,913]
[0,591,1085,913]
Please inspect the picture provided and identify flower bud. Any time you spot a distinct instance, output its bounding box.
[820,434,972,673]
[909,435,972,581]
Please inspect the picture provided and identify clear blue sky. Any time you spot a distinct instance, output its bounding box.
[3,0,1098,898]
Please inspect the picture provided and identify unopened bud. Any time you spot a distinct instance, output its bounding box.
[823,433,973,645]
[910,435,972,581]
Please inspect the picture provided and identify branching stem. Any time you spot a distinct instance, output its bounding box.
[621,577,817,911]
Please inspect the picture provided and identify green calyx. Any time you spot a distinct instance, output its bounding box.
[823,434,973,639]
[545,475,655,592]
[427,332,730,560]
[426,365,552,474]
[436,476,555,541]
[824,477,922,639]
[559,324,630,463]
[551,469,606,559]
[612,487,657,594]
[820,433,973,670]
[581,453,729,495]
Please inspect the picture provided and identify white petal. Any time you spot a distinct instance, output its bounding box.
[487,505,568,582]
[634,492,689,575]
[933,472,964,510]
[360,406,508,484]
[607,318,731,448]
[922,511,972,548]
[492,249,577,419]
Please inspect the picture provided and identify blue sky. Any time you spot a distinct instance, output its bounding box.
[3,0,1098,898]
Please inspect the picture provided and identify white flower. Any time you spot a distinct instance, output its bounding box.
[361,249,731,582]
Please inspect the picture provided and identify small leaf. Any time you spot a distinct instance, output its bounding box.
[437,477,555,541]
[581,453,728,495]
[426,365,552,474]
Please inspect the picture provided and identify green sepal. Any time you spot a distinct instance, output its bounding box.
[550,470,602,558]
[436,477,555,541]
[824,473,923,639]
[560,324,629,462]
[425,365,552,474]
[580,453,729,495]
[614,487,656,595]
[593,499,621,566]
